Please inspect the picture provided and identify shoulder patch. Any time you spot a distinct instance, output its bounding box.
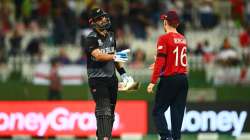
[98,39,103,46]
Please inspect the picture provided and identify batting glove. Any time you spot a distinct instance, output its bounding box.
[119,74,140,91]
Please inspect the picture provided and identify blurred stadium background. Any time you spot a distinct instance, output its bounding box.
[0,0,250,140]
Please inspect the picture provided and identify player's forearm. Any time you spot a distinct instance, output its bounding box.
[94,53,114,61]
[151,57,165,84]
[115,62,123,69]
[91,48,114,61]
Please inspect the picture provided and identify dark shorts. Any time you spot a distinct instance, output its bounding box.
[88,75,118,103]
[155,74,188,106]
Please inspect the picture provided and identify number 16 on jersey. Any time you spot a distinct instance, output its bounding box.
[173,46,187,67]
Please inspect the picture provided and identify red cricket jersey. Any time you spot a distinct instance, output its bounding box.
[151,32,188,84]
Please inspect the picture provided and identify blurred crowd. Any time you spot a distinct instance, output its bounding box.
[0,0,250,83]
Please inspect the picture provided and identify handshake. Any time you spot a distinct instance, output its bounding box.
[113,49,130,62]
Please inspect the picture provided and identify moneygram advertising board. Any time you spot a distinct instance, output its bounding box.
[0,101,249,137]
[0,101,147,137]
[164,102,250,137]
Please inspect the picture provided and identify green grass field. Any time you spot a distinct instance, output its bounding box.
[1,70,250,102]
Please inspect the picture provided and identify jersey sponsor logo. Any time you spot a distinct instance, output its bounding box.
[100,47,115,54]
[157,45,163,50]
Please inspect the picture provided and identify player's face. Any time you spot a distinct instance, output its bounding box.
[95,16,109,30]
[163,20,168,32]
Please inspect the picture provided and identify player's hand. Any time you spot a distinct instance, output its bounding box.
[114,49,130,62]
[149,63,155,70]
[147,83,155,93]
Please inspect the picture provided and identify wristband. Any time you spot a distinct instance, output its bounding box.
[117,67,126,75]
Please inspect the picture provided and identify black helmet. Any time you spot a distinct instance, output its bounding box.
[89,8,111,30]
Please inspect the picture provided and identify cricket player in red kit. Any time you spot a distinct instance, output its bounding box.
[147,11,189,140]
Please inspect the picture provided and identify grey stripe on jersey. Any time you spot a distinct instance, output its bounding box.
[88,67,114,78]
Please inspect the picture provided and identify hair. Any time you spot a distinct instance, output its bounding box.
[167,20,179,28]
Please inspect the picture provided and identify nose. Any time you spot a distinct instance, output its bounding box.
[101,16,107,22]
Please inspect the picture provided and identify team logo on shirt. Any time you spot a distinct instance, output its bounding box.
[98,39,103,46]
[158,45,163,50]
